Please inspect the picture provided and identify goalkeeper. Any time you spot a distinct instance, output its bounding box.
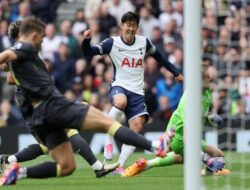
[123,65,231,177]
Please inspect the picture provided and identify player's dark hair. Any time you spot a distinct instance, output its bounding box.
[8,20,21,40]
[121,11,140,25]
[19,17,45,36]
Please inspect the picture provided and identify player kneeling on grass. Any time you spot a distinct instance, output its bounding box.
[0,129,119,178]
[0,20,118,178]
[122,65,231,177]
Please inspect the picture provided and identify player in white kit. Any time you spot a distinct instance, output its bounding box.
[82,11,184,174]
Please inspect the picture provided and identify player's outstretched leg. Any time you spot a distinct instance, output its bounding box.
[13,144,48,162]
[0,127,78,185]
[122,152,182,177]
[0,129,118,180]
[67,129,119,177]
[0,144,47,173]
[0,140,75,186]
[81,106,170,158]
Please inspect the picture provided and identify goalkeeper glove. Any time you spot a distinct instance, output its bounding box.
[201,152,225,172]
[205,157,225,172]
[208,114,223,127]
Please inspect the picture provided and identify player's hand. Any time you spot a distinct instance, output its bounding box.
[208,114,223,127]
[205,157,225,172]
[175,74,184,82]
[83,29,92,39]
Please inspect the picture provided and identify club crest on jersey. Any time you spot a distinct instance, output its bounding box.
[121,58,143,68]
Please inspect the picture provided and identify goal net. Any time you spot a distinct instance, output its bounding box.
[202,0,250,189]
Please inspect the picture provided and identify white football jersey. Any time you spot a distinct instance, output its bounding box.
[105,35,155,95]
[83,34,180,95]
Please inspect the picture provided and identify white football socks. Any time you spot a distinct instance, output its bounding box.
[151,140,160,151]
[104,135,114,160]
[91,160,103,171]
[104,106,123,160]
[118,144,136,167]
[7,155,17,164]
[17,167,27,179]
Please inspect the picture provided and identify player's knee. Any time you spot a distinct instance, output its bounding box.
[130,122,143,132]
[219,151,224,158]
[59,161,76,176]
[129,117,145,132]
[211,146,224,157]
[174,154,183,163]
[66,164,76,175]
[113,96,127,110]
[102,116,116,132]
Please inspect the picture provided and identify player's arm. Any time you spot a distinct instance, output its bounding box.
[6,72,16,85]
[182,129,224,172]
[0,63,16,85]
[204,104,223,127]
[146,38,184,82]
[0,50,17,65]
[0,63,10,71]
[207,113,223,127]
[81,29,113,56]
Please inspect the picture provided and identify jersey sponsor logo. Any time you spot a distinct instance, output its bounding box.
[118,49,125,52]
[121,58,143,68]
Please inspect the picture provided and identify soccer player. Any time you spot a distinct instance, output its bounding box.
[0,17,168,186]
[81,11,184,173]
[122,65,231,177]
[0,130,119,178]
[0,20,119,178]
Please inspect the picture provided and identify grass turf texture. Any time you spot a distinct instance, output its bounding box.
[2,152,250,190]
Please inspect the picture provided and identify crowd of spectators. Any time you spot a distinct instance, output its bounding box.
[0,0,250,128]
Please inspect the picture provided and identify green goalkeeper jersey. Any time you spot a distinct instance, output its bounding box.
[166,88,212,140]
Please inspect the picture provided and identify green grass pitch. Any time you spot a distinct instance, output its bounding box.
[2,152,250,190]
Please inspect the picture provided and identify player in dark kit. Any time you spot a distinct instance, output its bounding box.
[0,17,169,186]
[0,20,119,178]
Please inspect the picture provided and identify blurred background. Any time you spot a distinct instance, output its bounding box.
[0,0,250,155]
